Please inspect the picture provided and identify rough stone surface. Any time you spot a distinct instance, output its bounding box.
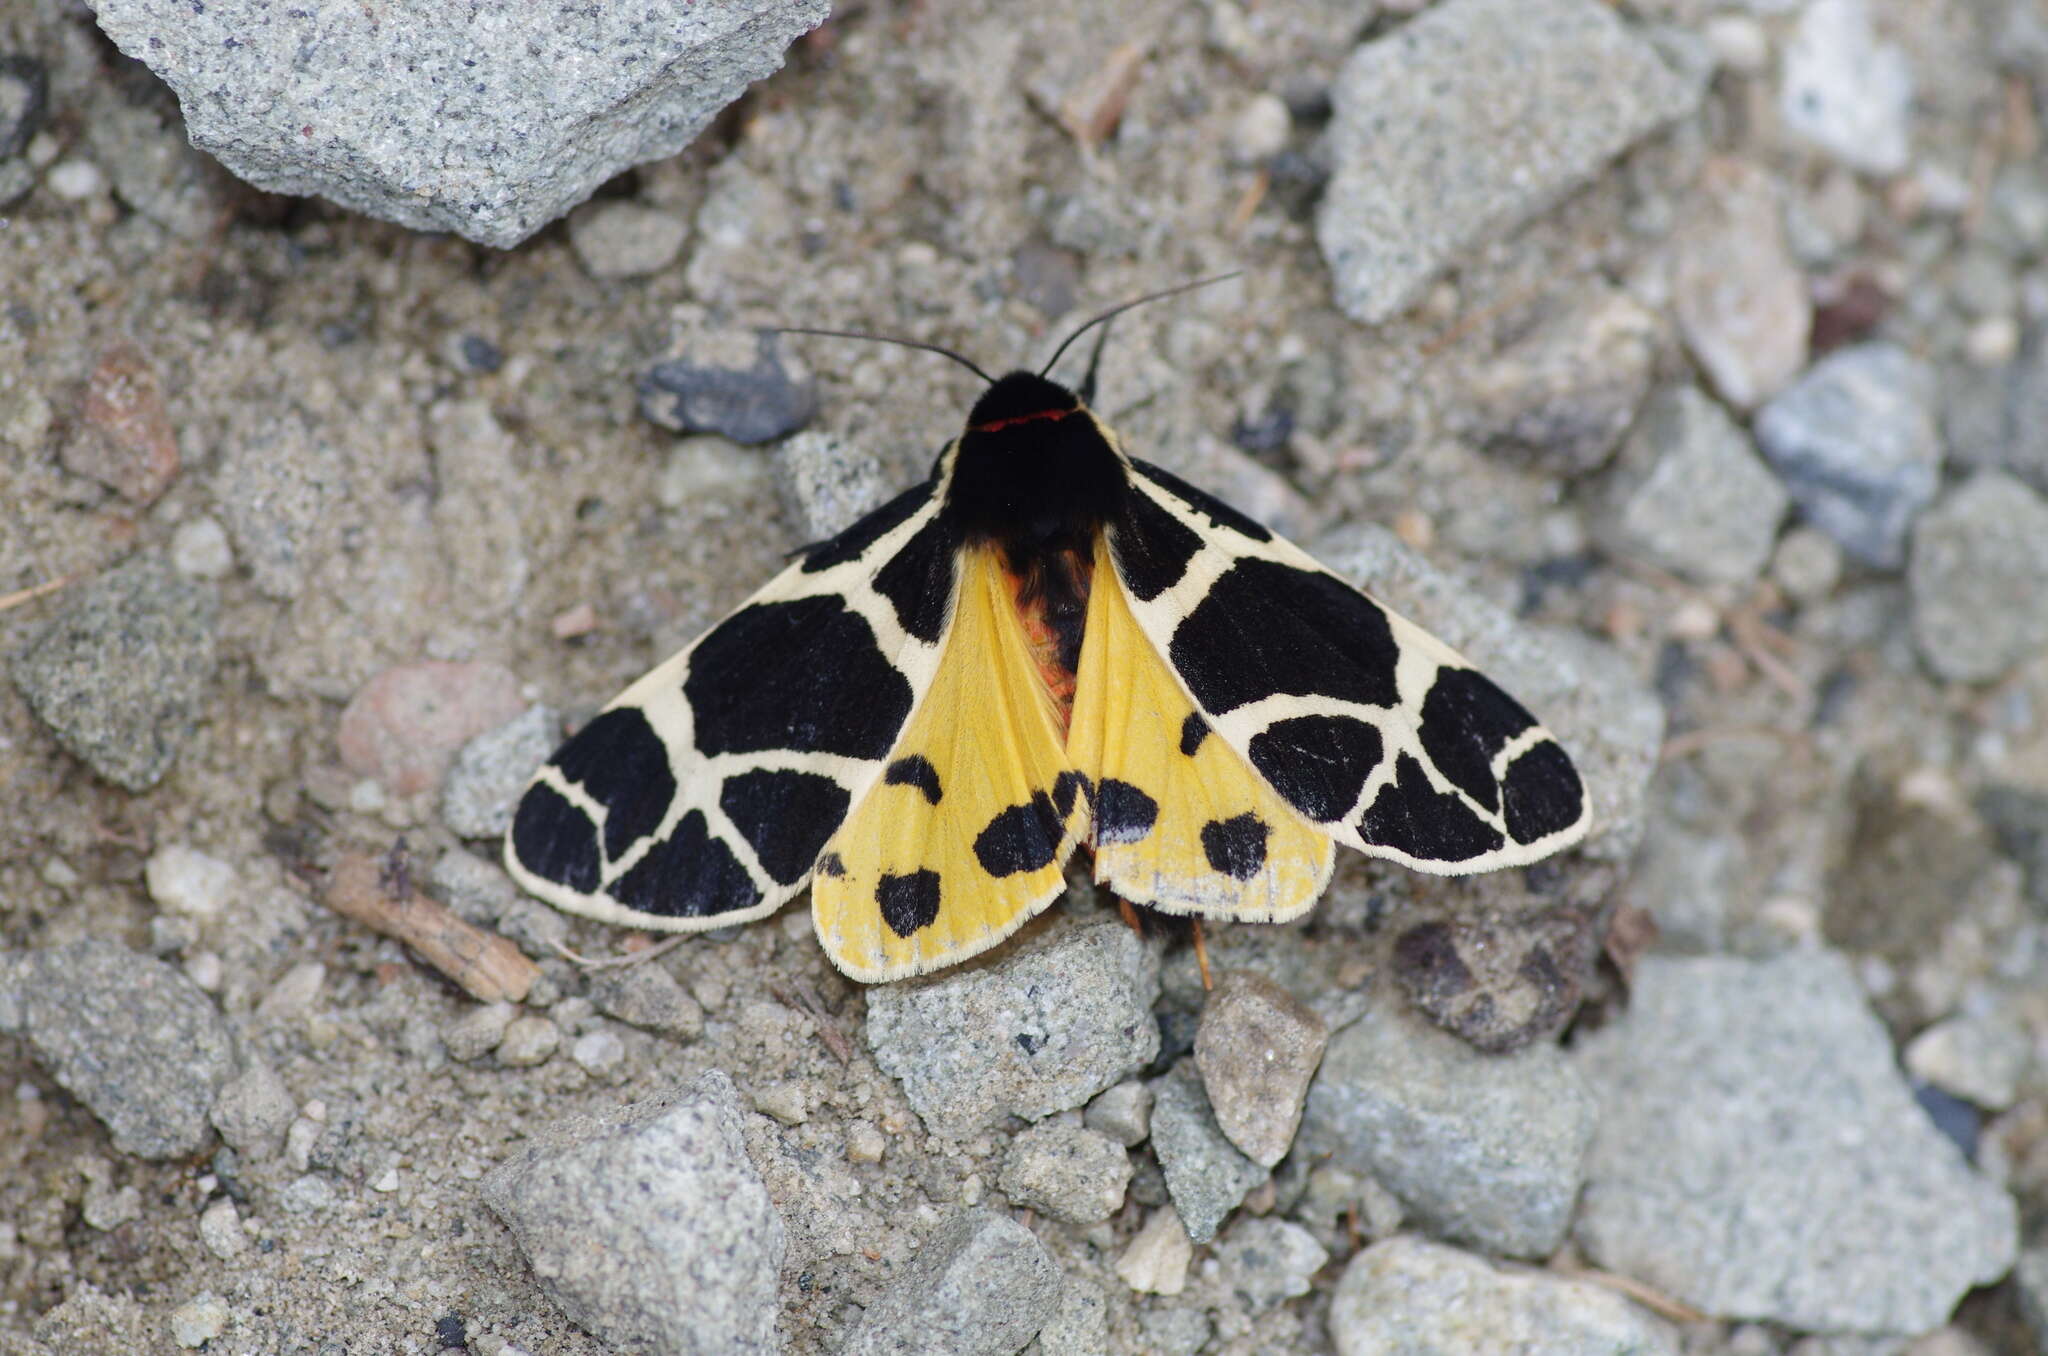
[841,1209,1062,1356]
[1778,0,1913,175]
[1032,1277,1112,1356]
[568,200,690,279]
[1457,287,1656,476]
[865,917,1160,1140]
[773,428,894,540]
[60,342,180,504]
[1082,1081,1153,1148]
[1212,1217,1330,1312]
[639,332,819,445]
[0,940,234,1159]
[1114,1206,1193,1297]
[335,661,525,799]
[996,1120,1131,1225]
[588,961,705,1040]
[480,1070,784,1355]
[1317,0,1699,323]
[209,1059,295,1160]
[440,703,560,839]
[10,555,219,791]
[1904,1013,2029,1112]
[1192,971,1328,1167]
[1672,158,1811,410]
[1148,1059,1267,1246]
[1573,952,2018,1333]
[1908,470,2048,683]
[1329,1236,1679,1356]
[1298,999,1595,1259]
[1314,524,1664,862]
[1755,342,1943,569]
[89,0,831,247]
[1595,385,1789,586]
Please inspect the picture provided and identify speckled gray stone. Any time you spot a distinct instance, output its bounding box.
[1213,1217,1330,1312]
[1317,0,1699,323]
[773,428,894,541]
[0,940,234,1158]
[866,916,1160,1140]
[1148,1059,1267,1246]
[440,704,559,839]
[481,1070,783,1355]
[588,961,704,1041]
[996,1120,1132,1225]
[1573,951,2017,1333]
[841,1208,1062,1356]
[1330,1236,1679,1356]
[210,1059,295,1160]
[1755,342,1943,569]
[1908,470,2048,683]
[1298,998,1595,1259]
[11,556,219,791]
[1313,524,1664,863]
[1192,971,1328,1168]
[90,0,830,247]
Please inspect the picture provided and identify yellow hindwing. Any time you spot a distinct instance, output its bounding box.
[811,547,1088,981]
[1069,537,1333,921]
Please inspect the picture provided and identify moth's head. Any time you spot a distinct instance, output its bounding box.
[965,371,1084,433]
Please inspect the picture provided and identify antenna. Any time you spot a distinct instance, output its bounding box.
[773,327,997,386]
[1037,272,1243,383]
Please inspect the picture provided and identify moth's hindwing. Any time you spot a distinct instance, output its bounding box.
[503,481,959,930]
[1106,460,1591,875]
[812,546,1088,982]
[1069,536,1333,920]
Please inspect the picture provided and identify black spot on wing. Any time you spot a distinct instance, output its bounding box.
[1357,754,1505,863]
[607,810,763,918]
[1132,460,1273,542]
[877,869,942,937]
[1109,478,1203,602]
[1247,714,1384,823]
[551,707,678,862]
[817,852,846,879]
[686,595,913,760]
[1095,779,1158,846]
[1053,770,1090,820]
[1169,560,1402,715]
[509,783,601,894]
[802,481,933,572]
[872,512,960,644]
[1201,813,1270,879]
[885,755,943,804]
[1179,713,1209,757]
[1502,741,1584,846]
[1417,669,1539,816]
[974,792,1067,877]
[718,769,852,886]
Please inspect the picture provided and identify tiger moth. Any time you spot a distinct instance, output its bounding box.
[504,318,1591,983]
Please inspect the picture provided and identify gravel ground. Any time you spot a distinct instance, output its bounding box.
[4,0,2048,1353]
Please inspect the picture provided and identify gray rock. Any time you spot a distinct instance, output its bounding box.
[1672,158,1810,410]
[90,0,829,248]
[1192,971,1328,1167]
[1082,1081,1153,1147]
[841,1209,1062,1356]
[214,409,349,600]
[430,848,521,928]
[1908,471,2048,683]
[996,1120,1132,1226]
[1317,0,1699,323]
[1313,524,1665,863]
[1330,1236,1679,1356]
[1298,999,1595,1259]
[639,332,819,445]
[773,428,894,541]
[866,916,1160,1140]
[1977,784,2048,911]
[1755,343,1943,569]
[1903,1013,2029,1112]
[1778,0,1913,176]
[0,940,234,1158]
[1148,1059,1267,1246]
[1595,385,1789,587]
[1572,951,2018,1333]
[2017,1248,2048,1352]
[588,962,704,1040]
[10,556,219,791]
[495,1015,560,1067]
[481,1070,783,1355]
[1030,1277,1110,1356]
[1458,288,1657,476]
[1213,1216,1330,1311]
[440,704,560,839]
[209,1059,295,1160]
[446,1001,518,1062]
[1137,1307,1213,1356]
[567,200,689,279]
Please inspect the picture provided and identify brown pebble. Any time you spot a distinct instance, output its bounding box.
[62,343,180,504]
[336,660,525,797]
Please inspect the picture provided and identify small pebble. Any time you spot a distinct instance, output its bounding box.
[145,845,238,920]
[752,1081,809,1125]
[495,1015,560,1067]
[371,1167,401,1193]
[570,1030,625,1078]
[1084,1080,1154,1147]
[847,1121,887,1164]
[169,1293,229,1349]
[258,962,326,1020]
[446,1002,518,1062]
[169,516,235,578]
[1772,525,1845,605]
[1192,972,1328,1167]
[440,704,559,839]
[1904,1014,2030,1112]
[46,158,103,200]
[589,963,704,1039]
[1228,93,1291,163]
[62,343,180,504]
[183,951,223,992]
[83,1179,143,1230]
[336,661,526,798]
[996,1120,1133,1225]
[198,1197,245,1260]
[1966,316,2020,367]
[1115,1205,1193,1296]
[568,200,689,279]
[1703,14,1770,74]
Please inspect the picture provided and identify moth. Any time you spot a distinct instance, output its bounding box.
[504,305,1590,982]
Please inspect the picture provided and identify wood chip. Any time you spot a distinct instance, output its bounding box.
[325,850,538,1003]
[1058,42,1146,148]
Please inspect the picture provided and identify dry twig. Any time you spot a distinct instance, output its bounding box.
[325,850,539,1003]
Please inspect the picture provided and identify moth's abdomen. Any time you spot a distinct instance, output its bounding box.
[998,544,1094,732]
